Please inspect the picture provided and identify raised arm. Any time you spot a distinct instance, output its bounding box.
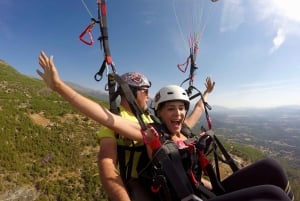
[37,51,143,142]
[184,76,215,129]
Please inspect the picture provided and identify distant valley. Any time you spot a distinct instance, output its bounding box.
[209,106,300,168]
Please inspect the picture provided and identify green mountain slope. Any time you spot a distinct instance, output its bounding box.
[0,61,106,200]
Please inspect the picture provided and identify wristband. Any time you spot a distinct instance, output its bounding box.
[141,124,161,150]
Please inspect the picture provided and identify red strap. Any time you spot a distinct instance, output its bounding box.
[151,185,161,193]
[106,56,112,65]
[177,56,190,73]
[188,169,199,185]
[141,125,161,151]
[199,151,210,175]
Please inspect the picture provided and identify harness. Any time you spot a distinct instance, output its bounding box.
[138,123,239,201]
[110,76,150,184]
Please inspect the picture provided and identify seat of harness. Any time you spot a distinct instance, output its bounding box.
[138,139,216,201]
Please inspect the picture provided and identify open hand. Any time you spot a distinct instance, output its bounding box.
[37,51,61,91]
[205,77,215,93]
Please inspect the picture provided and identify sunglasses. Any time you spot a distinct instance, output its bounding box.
[138,88,149,95]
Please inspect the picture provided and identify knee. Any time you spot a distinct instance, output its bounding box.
[259,158,284,173]
[260,185,291,200]
[259,158,289,187]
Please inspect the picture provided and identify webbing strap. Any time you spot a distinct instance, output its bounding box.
[117,145,127,183]
[97,0,112,65]
[107,73,118,114]
[117,145,145,183]
[153,142,194,199]
[212,134,239,172]
[213,144,221,181]
[204,162,225,195]
[194,182,216,199]
[183,132,226,195]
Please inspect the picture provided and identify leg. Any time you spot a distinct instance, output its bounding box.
[209,185,291,201]
[221,158,294,200]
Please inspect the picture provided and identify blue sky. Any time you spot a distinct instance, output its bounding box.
[1,0,300,108]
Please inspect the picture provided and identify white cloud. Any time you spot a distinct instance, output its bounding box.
[269,28,286,54]
[253,1,300,53]
[220,1,300,53]
[271,1,300,22]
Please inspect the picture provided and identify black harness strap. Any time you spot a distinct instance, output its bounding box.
[212,134,239,172]
[184,134,225,196]
[213,142,221,181]
[204,161,225,195]
[152,141,197,200]
[117,144,127,183]
[117,144,145,183]
[107,73,118,113]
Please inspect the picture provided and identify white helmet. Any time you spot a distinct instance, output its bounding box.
[153,85,190,111]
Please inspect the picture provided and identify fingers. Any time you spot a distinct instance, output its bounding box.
[37,51,53,81]
[205,76,215,86]
[47,54,53,68]
[206,76,210,82]
[38,51,55,74]
[204,76,215,93]
[36,69,44,79]
[37,51,46,79]
[39,51,52,66]
[39,51,49,67]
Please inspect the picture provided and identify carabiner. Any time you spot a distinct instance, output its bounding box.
[94,72,103,82]
[79,21,96,45]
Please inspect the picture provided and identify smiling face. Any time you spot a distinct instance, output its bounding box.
[156,101,187,135]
